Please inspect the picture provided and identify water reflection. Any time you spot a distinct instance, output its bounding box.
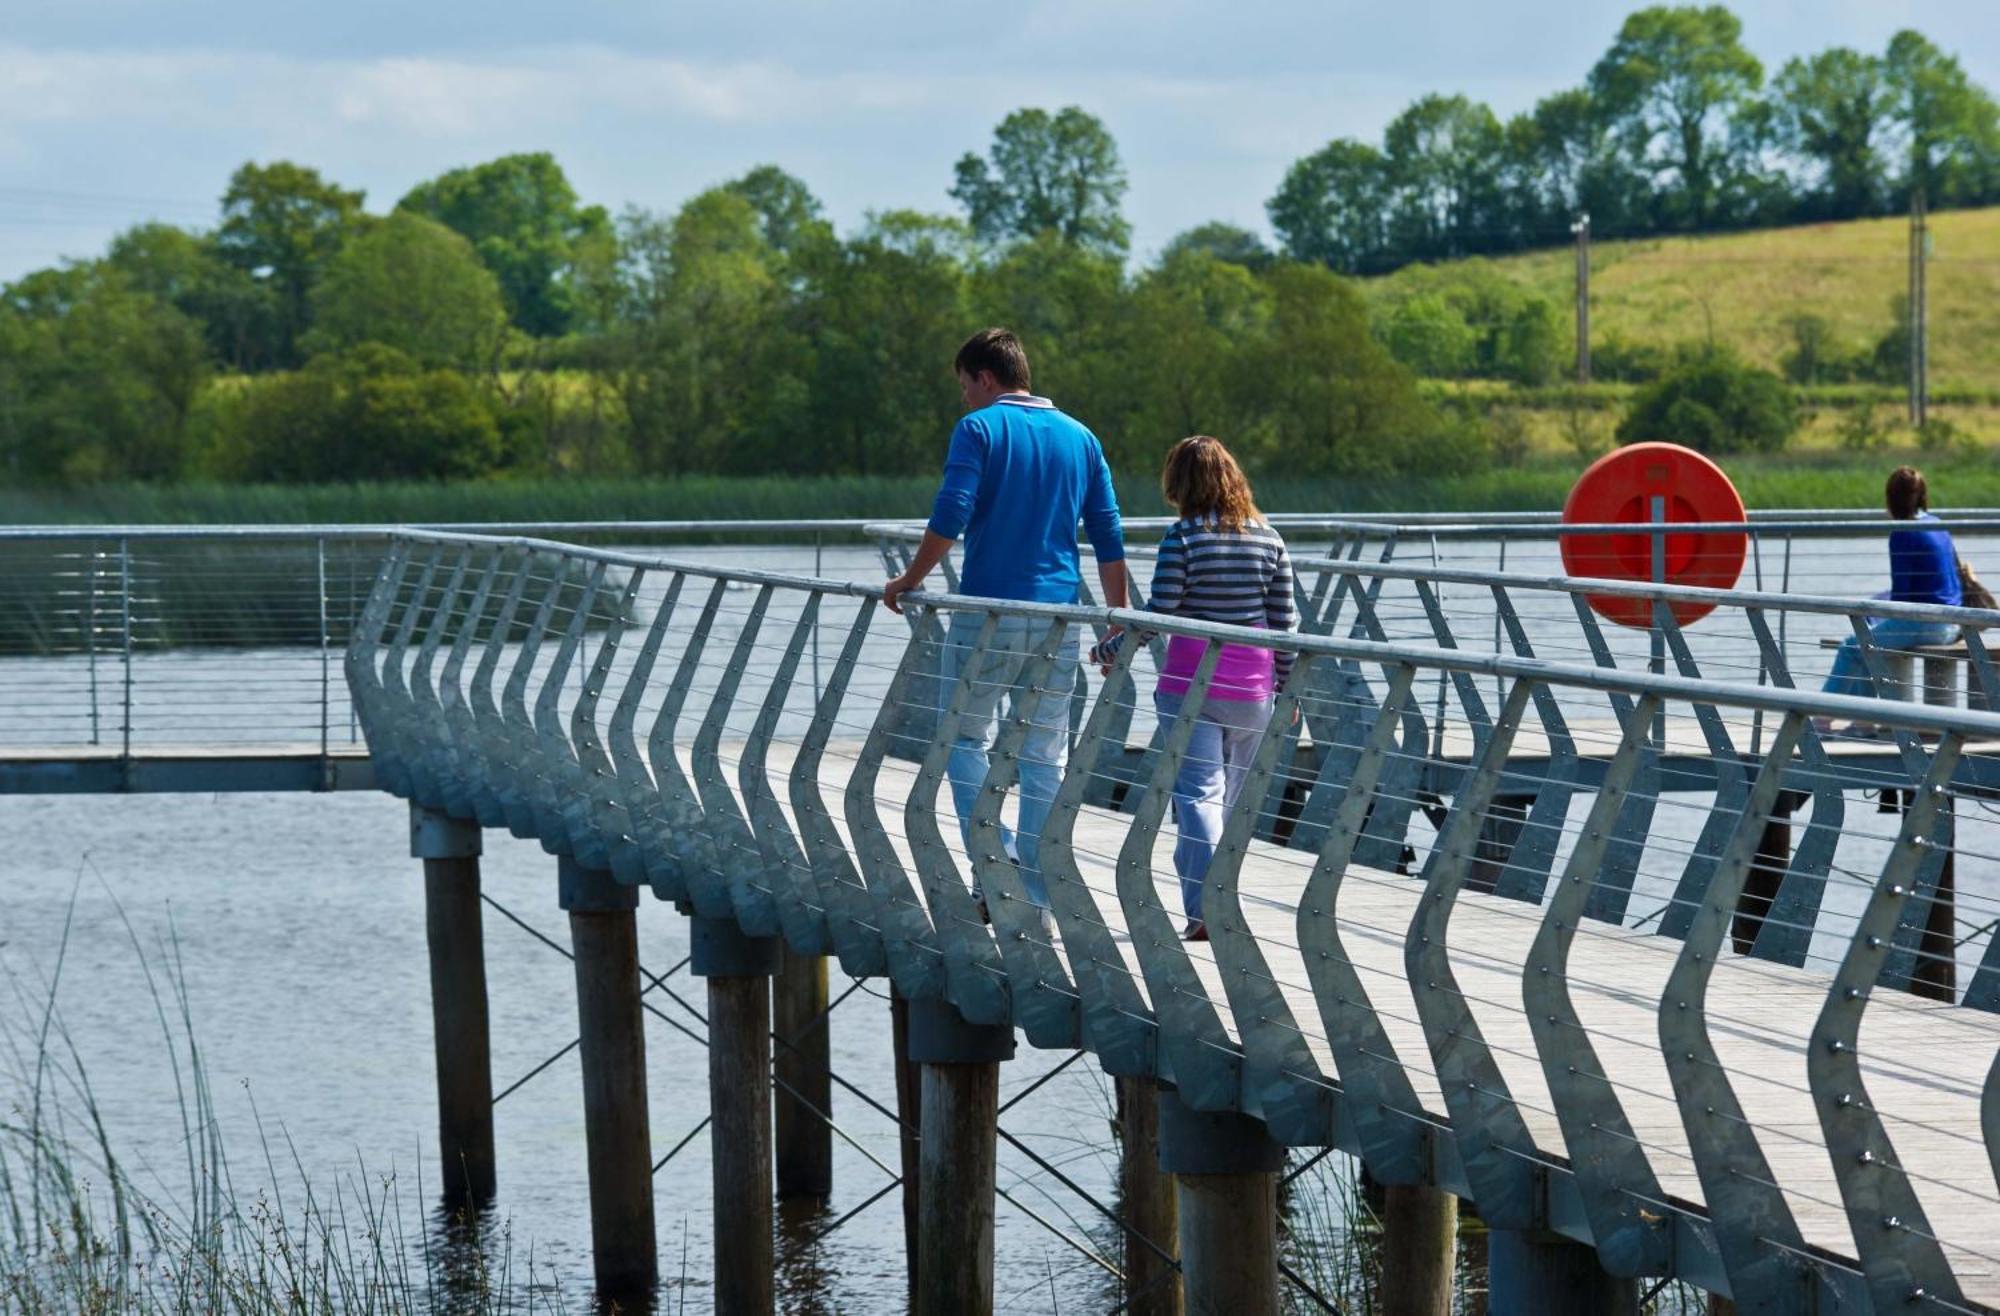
[775,1198,842,1313]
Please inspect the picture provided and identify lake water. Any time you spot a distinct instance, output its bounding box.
[5,533,1995,1312]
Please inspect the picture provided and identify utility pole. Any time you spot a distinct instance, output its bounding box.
[1909,189,1929,428]
[1571,212,1591,384]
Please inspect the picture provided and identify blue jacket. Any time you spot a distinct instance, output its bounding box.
[926,394,1124,602]
[1889,513,1961,607]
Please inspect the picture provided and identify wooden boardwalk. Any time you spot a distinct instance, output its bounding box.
[741,737,2000,1307]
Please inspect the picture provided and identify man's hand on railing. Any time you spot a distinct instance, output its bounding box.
[882,570,921,615]
[883,529,956,614]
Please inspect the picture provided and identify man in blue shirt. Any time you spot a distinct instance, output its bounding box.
[884,328,1127,917]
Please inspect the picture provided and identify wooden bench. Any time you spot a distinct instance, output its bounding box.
[1816,634,1988,710]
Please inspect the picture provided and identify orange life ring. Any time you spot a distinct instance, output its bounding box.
[1560,442,1747,628]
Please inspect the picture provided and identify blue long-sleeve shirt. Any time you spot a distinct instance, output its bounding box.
[1889,513,1961,607]
[926,394,1124,602]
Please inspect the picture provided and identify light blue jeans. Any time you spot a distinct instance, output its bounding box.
[1153,689,1273,921]
[939,613,1079,907]
[1821,616,1958,698]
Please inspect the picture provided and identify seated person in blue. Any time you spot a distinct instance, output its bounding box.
[1817,465,1960,734]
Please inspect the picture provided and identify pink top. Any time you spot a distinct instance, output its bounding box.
[1156,628,1275,702]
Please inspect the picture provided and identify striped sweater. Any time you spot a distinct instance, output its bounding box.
[1095,517,1298,692]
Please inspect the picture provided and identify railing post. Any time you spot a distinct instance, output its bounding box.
[410,803,494,1207]
[85,543,101,746]
[773,942,832,1200]
[889,989,922,1305]
[693,915,779,1315]
[908,997,1013,1316]
[317,536,331,772]
[118,536,132,764]
[1116,1076,1180,1315]
[560,857,656,1298]
[1380,1185,1457,1316]
[1158,1090,1282,1316]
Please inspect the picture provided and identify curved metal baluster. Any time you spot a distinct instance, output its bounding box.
[740,591,829,955]
[1524,692,1674,1277]
[1118,641,1239,1107]
[906,611,1010,1026]
[1299,663,1432,1185]
[566,568,645,878]
[844,613,946,1001]
[1203,653,1330,1143]
[969,619,1082,1049]
[688,583,780,933]
[791,598,887,978]
[529,559,606,853]
[375,545,444,801]
[1288,543,1381,852]
[1349,564,1427,873]
[1956,633,2000,1009]
[1042,630,1156,1076]
[1655,603,1750,941]
[1743,607,1844,968]
[344,540,412,786]
[1842,617,1959,995]
[405,550,472,810]
[1405,680,1542,1229]
[646,579,728,909]
[1809,734,1965,1311]
[608,573,685,899]
[436,549,503,821]
[1412,579,1492,755]
[1490,584,1579,903]
[497,555,566,839]
[1661,713,1818,1310]
[1986,1049,2000,1205]
[464,553,535,828]
[1567,594,1661,925]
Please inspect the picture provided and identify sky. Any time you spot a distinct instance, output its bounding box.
[2,1,1996,281]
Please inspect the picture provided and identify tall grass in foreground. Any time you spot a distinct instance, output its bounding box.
[0,888,569,1314]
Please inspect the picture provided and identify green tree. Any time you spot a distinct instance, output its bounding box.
[1772,49,1889,218]
[398,152,613,338]
[1249,263,1437,475]
[0,265,210,482]
[1617,346,1798,453]
[105,222,285,372]
[306,211,508,370]
[795,211,969,474]
[968,232,1128,433]
[724,165,836,262]
[951,107,1130,255]
[1267,139,1391,272]
[1382,294,1478,377]
[1883,30,2000,206]
[1588,5,1765,227]
[1114,251,1275,468]
[1382,94,1507,259]
[1160,223,1273,270]
[609,191,804,474]
[212,162,366,367]
[238,344,503,482]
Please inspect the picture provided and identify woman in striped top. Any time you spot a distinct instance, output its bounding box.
[1092,435,1297,940]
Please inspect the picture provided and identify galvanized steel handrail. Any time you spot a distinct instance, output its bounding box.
[352,528,2000,1314]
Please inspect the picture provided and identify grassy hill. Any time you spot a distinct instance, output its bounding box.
[1366,207,2000,392]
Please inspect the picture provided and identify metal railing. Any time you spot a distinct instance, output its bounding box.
[351,528,2000,1314]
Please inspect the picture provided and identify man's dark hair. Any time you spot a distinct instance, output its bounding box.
[954,328,1031,390]
[1887,465,1928,519]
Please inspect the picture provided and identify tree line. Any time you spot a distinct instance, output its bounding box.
[0,4,1991,487]
[1271,10,1998,270]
